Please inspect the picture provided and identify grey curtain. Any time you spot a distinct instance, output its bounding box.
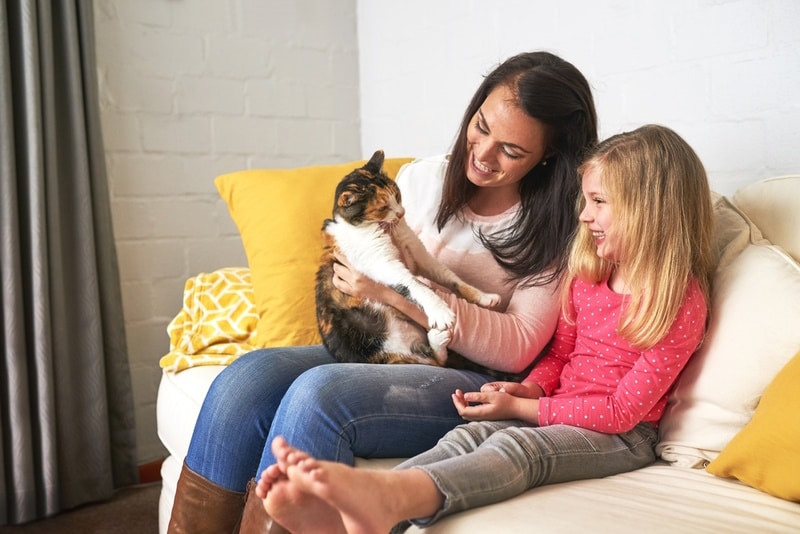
[1,0,137,525]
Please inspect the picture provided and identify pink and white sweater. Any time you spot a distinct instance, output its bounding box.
[397,155,560,375]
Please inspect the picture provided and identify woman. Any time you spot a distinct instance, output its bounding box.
[168,51,598,533]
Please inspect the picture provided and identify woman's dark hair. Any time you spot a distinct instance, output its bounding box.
[437,51,598,286]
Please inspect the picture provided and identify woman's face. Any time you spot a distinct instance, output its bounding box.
[579,166,622,264]
[465,84,549,190]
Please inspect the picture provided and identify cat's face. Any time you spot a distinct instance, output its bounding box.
[333,153,404,228]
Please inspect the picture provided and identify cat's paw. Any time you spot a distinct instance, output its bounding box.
[427,328,451,366]
[476,292,502,309]
[425,300,455,331]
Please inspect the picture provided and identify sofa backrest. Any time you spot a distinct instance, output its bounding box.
[656,175,800,468]
[733,175,800,262]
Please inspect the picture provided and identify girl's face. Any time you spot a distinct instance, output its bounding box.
[579,166,622,264]
[465,85,549,190]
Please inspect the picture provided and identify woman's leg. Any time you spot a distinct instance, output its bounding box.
[257,364,492,472]
[185,345,335,491]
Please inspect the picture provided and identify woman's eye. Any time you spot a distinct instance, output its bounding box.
[502,147,522,160]
[474,120,488,134]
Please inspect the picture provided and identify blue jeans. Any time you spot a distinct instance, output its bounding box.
[399,420,658,526]
[184,345,492,491]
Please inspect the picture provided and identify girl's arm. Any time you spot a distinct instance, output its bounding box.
[538,281,708,433]
[452,386,541,424]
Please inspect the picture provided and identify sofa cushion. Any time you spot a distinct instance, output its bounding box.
[215,158,413,348]
[706,350,800,502]
[732,175,800,261]
[657,244,800,467]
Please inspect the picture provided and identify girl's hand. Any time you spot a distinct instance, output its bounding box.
[481,381,544,399]
[452,388,539,424]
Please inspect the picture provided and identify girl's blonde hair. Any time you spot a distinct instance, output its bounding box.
[566,124,714,349]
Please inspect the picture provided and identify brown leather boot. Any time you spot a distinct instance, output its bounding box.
[167,462,244,534]
[238,478,290,534]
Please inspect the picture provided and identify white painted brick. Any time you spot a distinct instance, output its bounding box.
[186,237,248,275]
[112,200,154,240]
[213,199,241,237]
[247,79,307,118]
[213,116,278,154]
[206,34,269,78]
[274,119,335,156]
[116,240,187,282]
[114,0,173,28]
[96,0,361,465]
[151,276,189,321]
[120,281,153,323]
[140,115,212,153]
[108,154,186,197]
[127,322,172,367]
[178,77,244,115]
[711,48,800,117]
[98,110,141,151]
[104,67,174,113]
[150,199,219,239]
[171,1,235,33]
[124,30,206,77]
[183,155,250,195]
[271,45,330,83]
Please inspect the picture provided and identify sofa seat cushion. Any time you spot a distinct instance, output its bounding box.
[404,463,800,532]
[156,365,226,461]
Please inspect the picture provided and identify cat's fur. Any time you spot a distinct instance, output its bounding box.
[315,150,501,367]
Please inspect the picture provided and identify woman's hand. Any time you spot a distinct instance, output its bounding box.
[452,387,539,424]
[331,252,440,330]
[331,253,390,302]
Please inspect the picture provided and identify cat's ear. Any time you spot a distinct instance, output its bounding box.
[364,150,385,174]
[338,191,356,208]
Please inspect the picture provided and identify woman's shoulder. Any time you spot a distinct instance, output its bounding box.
[396,154,449,228]
[396,154,449,184]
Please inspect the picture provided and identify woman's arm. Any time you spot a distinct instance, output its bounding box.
[331,256,429,326]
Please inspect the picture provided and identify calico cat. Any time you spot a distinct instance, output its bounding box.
[315,150,501,367]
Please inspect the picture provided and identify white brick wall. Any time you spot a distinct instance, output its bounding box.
[94,0,360,464]
[357,0,800,196]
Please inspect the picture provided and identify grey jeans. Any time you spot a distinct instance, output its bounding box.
[398,419,658,526]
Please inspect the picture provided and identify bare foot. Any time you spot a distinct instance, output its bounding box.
[258,438,347,534]
[279,438,443,534]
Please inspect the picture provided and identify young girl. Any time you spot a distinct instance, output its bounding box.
[255,124,715,533]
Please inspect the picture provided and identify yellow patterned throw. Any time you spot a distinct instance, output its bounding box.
[159,267,258,372]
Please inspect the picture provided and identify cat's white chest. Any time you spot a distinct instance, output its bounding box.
[325,218,399,271]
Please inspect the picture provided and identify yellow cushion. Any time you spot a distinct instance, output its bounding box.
[159,267,258,372]
[706,350,800,502]
[215,157,414,348]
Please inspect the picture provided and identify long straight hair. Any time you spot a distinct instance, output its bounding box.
[437,51,598,287]
[567,124,714,348]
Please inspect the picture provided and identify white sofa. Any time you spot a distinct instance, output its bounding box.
[157,174,800,533]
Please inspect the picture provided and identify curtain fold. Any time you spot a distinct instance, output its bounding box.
[1,0,137,525]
